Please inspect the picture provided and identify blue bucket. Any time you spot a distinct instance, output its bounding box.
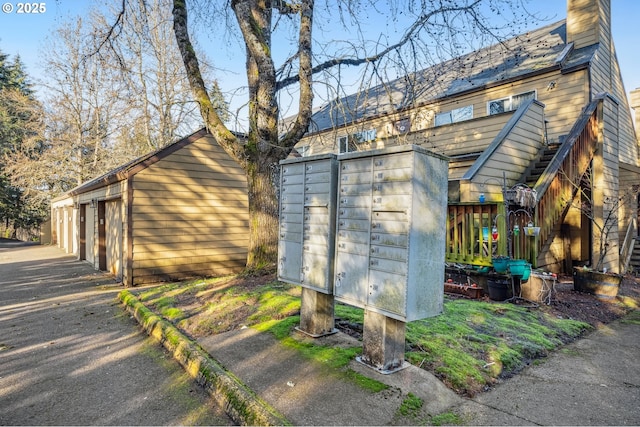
[492,256,510,273]
[508,259,529,277]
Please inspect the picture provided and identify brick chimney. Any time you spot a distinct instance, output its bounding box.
[566,0,611,49]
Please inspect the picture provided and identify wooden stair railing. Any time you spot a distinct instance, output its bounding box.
[445,99,601,268]
[531,98,601,261]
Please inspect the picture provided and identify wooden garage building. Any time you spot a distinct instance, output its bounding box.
[51,128,249,286]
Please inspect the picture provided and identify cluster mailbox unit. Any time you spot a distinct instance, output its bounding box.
[278,145,448,371]
[334,145,448,322]
[277,153,338,292]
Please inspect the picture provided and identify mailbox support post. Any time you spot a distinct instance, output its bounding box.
[359,310,408,374]
[297,287,337,337]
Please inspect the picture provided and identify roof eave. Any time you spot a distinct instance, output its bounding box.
[67,127,210,197]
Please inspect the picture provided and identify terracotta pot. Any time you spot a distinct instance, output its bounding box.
[572,267,622,301]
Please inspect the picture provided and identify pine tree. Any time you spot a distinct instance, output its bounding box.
[0,47,47,238]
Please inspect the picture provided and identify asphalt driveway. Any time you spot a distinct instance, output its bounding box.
[0,240,232,425]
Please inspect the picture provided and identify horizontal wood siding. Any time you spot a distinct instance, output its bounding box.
[298,70,588,168]
[567,0,610,50]
[610,48,638,166]
[411,113,509,157]
[463,101,546,203]
[131,134,249,283]
[599,96,620,271]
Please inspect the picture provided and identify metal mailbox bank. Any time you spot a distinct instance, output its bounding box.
[278,154,339,336]
[334,145,448,322]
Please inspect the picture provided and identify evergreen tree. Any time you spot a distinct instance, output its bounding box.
[0,47,47,239]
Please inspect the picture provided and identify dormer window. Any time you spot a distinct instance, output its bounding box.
[488,90,536,115]
[434,105,473,127]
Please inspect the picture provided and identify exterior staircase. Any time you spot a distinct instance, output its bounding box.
[524,143,560,188]
[629,240,640,275]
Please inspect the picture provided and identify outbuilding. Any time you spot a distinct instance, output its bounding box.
[51,128,249,286]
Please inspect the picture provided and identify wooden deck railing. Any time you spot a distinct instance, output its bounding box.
[446,203,502,266]
[446,99,601,268]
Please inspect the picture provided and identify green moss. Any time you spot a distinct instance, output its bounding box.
[161,307,185,321]
[430,411,464,426]
[126,274,594,398]
[621,310,640,324]
[343,368,388,392]
[398,392,423,417]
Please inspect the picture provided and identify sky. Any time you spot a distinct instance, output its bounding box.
[0,0,639,114]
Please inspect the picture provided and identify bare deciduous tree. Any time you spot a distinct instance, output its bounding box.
[168,0,536,270]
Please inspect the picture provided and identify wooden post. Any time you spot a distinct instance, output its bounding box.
[297,288,336,337]
[359,310,407,374]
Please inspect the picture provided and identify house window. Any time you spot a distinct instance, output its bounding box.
[488,90,536,115]
[296,145,310,157]
[434,105,473,127]
[338,136,356,153]
[338,128,377,153]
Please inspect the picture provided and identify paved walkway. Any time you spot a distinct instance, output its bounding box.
[2,240,639,426]
[453,311,640,425]
[0,241,232,426]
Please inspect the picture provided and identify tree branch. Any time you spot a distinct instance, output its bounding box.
[172,0,245,166]
[276,1,482,91]
[279,0,314,148]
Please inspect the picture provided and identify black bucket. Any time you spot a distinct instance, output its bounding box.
[487,278,511,301]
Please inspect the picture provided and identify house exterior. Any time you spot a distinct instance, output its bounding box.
[51,128,249,286]
[291,0,640,274]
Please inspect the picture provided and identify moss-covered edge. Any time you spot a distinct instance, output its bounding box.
[119,290,291,426]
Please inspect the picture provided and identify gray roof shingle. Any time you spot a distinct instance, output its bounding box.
[305,20,595,134]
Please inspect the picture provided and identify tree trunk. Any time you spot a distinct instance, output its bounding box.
[245,160,279,269]
[173,0,314,271]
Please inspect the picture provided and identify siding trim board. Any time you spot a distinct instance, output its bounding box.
[126,175,135,287]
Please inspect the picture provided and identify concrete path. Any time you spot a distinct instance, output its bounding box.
[452,311,640,425]
[0,241,232,426]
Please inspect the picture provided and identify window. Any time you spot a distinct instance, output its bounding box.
[435,105,473,126]
[488,90,536,115]
[338,136,355,153]
[338,128,377,153]
[296,145,310,157]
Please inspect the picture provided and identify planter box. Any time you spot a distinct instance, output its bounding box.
[573,268,622,301]
[444,282,483,299]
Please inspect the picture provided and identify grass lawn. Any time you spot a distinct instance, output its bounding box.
[133,274,591,396]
